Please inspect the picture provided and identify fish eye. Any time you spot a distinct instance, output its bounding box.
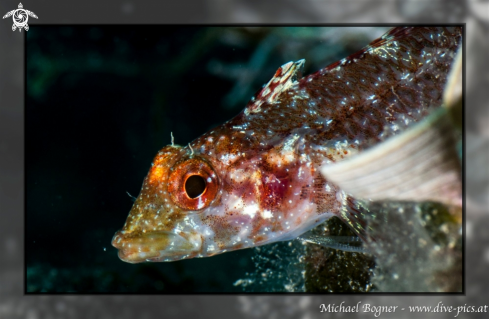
[168,157,219,210]
[185,175,206,198]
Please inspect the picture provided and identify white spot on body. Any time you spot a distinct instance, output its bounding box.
[336,191,344,202]
[243,204,258,218]
[261,210,273,219]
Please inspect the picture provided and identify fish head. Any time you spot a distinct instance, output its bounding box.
[111,134,331,263]
[111,144,222,263]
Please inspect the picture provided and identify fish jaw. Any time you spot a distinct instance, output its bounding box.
[111,144,209,263]
[111,229,202,263]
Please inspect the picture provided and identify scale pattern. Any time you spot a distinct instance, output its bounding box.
[112,27,462,263]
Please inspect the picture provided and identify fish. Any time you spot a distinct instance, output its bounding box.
[111,26,462,263]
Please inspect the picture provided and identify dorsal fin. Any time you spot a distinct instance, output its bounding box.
[244,59,304,116]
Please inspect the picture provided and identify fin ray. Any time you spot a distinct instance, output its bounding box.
[297,233,368,253]
[337,194,372,242]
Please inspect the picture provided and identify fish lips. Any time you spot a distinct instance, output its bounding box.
[111,230,202,263]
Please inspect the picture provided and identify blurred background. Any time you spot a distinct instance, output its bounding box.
[1,0,489,317]
[25,25,387,293]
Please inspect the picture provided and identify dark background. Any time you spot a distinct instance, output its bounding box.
[1,0,488,317]
[25,26,387,293]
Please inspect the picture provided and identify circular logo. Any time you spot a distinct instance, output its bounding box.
[13,9,28,27]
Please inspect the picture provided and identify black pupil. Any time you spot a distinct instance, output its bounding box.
[185,175,206,199]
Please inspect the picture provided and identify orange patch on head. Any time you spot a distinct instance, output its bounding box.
[148,165,165,184]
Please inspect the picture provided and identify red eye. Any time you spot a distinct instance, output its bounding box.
[168,157,219,210]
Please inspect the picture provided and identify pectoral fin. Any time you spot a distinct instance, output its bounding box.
[298,233,367,253]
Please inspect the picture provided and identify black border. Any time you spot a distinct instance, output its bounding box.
[23,23,466,296]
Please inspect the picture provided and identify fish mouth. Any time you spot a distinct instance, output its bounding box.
[111,230,202,263]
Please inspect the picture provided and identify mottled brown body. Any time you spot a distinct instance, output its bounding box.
[198,27,462,157]
[112,27,462,263]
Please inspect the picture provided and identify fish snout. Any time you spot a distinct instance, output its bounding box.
[111,230,202,263]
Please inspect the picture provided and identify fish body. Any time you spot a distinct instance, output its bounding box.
[112,27,462,263]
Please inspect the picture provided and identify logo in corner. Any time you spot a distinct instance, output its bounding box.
[3,3,38,32]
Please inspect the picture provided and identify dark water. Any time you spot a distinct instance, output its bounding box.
[25,26,386,293]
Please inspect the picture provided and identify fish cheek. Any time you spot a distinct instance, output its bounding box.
[201,214,240,251]
[249,212,284,243]
[161,208,187,231]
